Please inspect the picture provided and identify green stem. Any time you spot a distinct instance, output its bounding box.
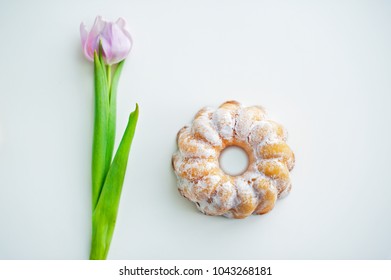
[91,51,109,210]
[90,104,139,260]
[105,61,125,168]
[106,65,112,93]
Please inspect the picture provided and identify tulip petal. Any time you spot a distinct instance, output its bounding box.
[80,16,132,64]
[115,18,132,41]
[90,16,107,39]
[99,22,113,63]
[116,17,126,28]
[107,23,132,64]
[80,23,88,47]
[118,18,132,46]
[80,23,92,61]
[85,16,107,62]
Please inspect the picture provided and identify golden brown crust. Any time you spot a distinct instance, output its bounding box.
[259,142,295,170]
[219,100,241,109]
[192,170,225,201]
[172,101,295,219]
[229,188,258,218]
[253,177,278,214]
[178,126,217,158]
[257,159,290,181]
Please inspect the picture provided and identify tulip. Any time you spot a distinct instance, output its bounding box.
[80,16,138,260]
[80,16,133,65]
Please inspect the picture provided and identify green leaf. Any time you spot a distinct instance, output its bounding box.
[105,61,125,167]
[91,51,110,210]
[90,104,139,260]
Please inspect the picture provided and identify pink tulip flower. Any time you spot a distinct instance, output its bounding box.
[80,16,132,65]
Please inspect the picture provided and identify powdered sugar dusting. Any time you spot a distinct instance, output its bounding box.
[191,107,222,147]
[172,101,295,219]
[212,107,237,140]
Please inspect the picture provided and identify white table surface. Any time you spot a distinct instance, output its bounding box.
[1,0,391,259]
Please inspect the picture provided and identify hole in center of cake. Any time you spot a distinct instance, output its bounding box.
[219,146,249,176]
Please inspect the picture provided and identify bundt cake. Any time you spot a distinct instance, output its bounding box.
[172,101,295,219]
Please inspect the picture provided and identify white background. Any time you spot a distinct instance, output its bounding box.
[0,0,391,259]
